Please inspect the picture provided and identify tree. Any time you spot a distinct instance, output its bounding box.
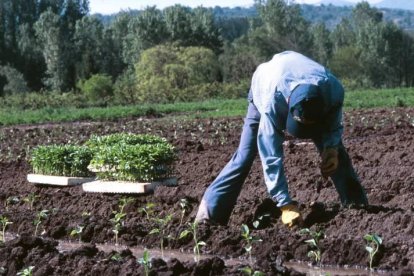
[134,45,221,103]
[0,65,29,95]
[310,23,332,66]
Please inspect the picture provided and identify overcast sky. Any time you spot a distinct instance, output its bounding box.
[88,0,382,14]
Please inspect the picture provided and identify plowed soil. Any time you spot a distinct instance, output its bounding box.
[0,107,413,275]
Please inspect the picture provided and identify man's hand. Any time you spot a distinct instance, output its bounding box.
[320,148,338,178]
[281,203,303,228]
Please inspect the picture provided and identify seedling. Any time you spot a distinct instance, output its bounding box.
[139,203,155,221]
[70,225,84,243]
[241,224,262,266]
[299,228,325,264]
[179,221,206,261]
[111,252,122,262]
[110,211,126,245]
[179,198,189,225]
[5,196,19,211]
[0,215,13,242]
[364,233,383,271]
[16,266,34,276]
[23,193,39,210]
[149,214,173,258]
[81,211,91,217]
[33,210,49,236]
[118,197,134,213]
[138,249,151,276]
[240,266,265,276]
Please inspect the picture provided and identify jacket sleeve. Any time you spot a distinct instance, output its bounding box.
[257,110,291,207]
[321,106,343,149]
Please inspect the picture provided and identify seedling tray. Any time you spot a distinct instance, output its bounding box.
[27,174,95,186]
[82,177,177,194]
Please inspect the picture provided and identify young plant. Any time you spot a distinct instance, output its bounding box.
[149,214,173,258]
[33,210,49,236]
[240,266,265,276]
[16,266,35,276]
[70,225,84,243]
[179,221,206,261]
[23,193,39,210]
[5,196,19,211]
[110,252,122,262]
[179,198,189,225]
[0,215,13,242]
[110,211,126,245]
[299,228,325,264]
[118,197,134,213]
[138,249,151,276]
[364,233,383,271]
[241,224,262,266]
[139,203,155,221]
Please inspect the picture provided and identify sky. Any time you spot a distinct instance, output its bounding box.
[88,0,382,14]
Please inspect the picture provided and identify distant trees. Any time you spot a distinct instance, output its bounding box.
[0,0,414,101]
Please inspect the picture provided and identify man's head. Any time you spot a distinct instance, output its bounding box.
[287,84,325,138]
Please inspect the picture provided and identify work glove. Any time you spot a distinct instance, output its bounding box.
[320,147,338,178]
[280,203,303,228]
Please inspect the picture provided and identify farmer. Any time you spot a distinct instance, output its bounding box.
[195,51,368,227]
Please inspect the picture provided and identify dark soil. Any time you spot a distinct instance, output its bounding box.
[0,107,413,275]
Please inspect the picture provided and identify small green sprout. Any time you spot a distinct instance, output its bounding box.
[138,249,151,276]
[33,210,49,236]
[111,252,122,262]
[241,224,262,266]
[364,233,383,271]
[0,215,13,242]
[118,197,134,213]
[149,214,173,258]
[81,211,91,217]
[299,228,325,264]
[240,266,265,276]
[70,225,84,243]
[110,211,126,245]
[16,266,35,276]
[179,221,206,261]
[5,196,19,211]
[139,203,155,221]
[23,193,39,210]
[179,198,189,225]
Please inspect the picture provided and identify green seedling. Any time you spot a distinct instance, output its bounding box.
[138,249,151,276]
[0,215,13,242]
[139,203,155,221]
[33,210,49,236]
[299,228,325,264]
[149,214,173,258]
[241,224,262,266]
[240,266,265,276]
[23,193,39,210]
[111,252,122,262]
[5,196,19,211]
[16,266,34,276]
[364,233,383,271]
[118,197,134,213]
[179,198,189,225]
[110,211,126,245]
[70,225,84,243]
[81,211,91,217]
[179,221,206,261]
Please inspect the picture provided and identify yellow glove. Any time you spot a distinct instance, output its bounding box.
[280,204,302,228]
[320,148,338,178]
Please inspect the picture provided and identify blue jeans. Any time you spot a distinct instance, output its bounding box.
[201,99,368,225]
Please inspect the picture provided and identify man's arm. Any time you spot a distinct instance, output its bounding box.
[322,106,343,149]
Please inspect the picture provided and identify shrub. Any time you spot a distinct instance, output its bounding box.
[77,74,113,102]
[30,145,94,177]
[87,133,176,182]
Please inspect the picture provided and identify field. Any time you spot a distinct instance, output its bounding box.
[0,105,413,275]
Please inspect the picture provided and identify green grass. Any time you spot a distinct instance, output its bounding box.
[0,87,413,126]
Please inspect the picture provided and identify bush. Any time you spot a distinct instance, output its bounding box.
[30,145,94,177]
[77,74,113,103]
[0,65,29,95]
[86,133,176,182]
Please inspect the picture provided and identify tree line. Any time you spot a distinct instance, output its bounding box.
[0,0,413,106]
